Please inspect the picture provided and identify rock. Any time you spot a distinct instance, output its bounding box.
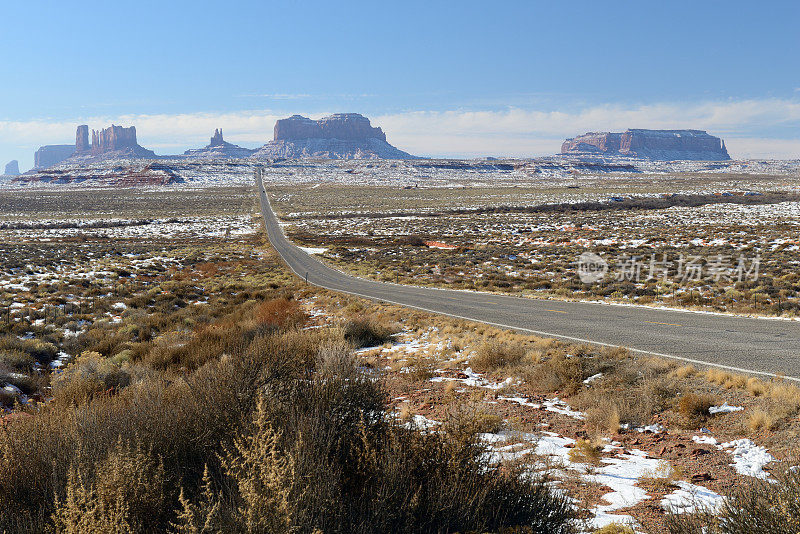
[91,125,139,154]
[253,113,417,160]
[274,113,387,142]
[210,128,225,146]
[74,124,156,160]
[183,129,254,159]
[561,129,730,161]
[3,160,20,176]
[75,125,90,153]
[34,145,75,169]
[690,472,716,483]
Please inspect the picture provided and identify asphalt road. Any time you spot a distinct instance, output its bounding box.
[256,170,800,381]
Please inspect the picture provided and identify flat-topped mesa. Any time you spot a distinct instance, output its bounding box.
[274,113,387,142]
[34,145,75,169]
[561,129,730,161]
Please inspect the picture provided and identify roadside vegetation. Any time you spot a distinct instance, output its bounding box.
[1,183,798,532]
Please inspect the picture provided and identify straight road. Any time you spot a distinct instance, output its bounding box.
[256,169,800,381]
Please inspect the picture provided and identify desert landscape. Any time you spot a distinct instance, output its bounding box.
[1,2,798,533]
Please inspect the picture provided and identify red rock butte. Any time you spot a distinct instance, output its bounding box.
[76,124,140,155]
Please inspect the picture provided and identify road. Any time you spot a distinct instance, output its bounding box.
[256,169,800,381]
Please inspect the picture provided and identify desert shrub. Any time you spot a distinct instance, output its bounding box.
[568,439,603,466]
[252,297,305,329]
[666,465,800,533]
[0,350,35,372]
[404,356,436,382]
[0,304,576,534]
[471,340,525,371]
[678,393,716,427]
[747,409,775,432]
[0,336,58,365]
[343,316,397,348]
[577,371,680,431]
[51,351,134,405]
[526,354,586,395]
[53,440,168,533]
[221,398,297,533]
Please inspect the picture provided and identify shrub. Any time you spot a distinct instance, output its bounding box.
[343,317,397,349]
[567,439,603,466]
[748,409,775,432]
[471,340,525,371]
[527,354,586,395]
[0,350,35,372]
[51,351,134,405]
[677,393,716,427]
[0,336,58,365]
[53,439,168,533]
[666,465,800,534]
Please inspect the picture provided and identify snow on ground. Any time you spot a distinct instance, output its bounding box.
[297,246,327,255]
[692,435,775,479]
[709,403,744,415]
[721,439,775,479]
[661,481,724,514]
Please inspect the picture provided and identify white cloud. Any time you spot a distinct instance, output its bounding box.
[1,98,799,170]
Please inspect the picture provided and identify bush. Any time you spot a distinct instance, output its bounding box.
[666,465,800,533]
[51,351,135,405]
[677,393,716,427]
[343,317,397,349]
[0,336,58,365]
[471,340,525,371]
[53,440,168,533]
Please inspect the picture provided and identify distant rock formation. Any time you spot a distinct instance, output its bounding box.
[14,162,182,186]
[252,113,417,160]
[73,125,156,158]
[3,160,20,176]
[210,128,224,146]
[34,145,75,169]
[76,125,90,152]
[561,129,730,161]
[183,128,254,159]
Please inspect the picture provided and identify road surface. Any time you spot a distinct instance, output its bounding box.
[256,169,800,381]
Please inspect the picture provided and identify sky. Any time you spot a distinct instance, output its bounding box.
[1,0,798,170]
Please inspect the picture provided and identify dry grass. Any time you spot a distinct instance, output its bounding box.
[470,340,525,371]
[748,409,776,432]
[673,365,697,379]
[678,393,716,427]
[567,439,603,466]
[343,317,398,349]
[593,523,636,534]
[639,460,682,492]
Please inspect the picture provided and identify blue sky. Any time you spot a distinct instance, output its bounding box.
[1,0,798,169]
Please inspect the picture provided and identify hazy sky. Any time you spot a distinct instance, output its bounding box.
[1,0,798,170]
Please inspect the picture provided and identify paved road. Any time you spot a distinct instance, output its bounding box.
[256,169,800,381]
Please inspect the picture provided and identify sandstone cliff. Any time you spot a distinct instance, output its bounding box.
[253,113,416,160]
[71,124,156,160]
[561,129,730,161]
[3,160,20,176]
[34,145,75,169]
